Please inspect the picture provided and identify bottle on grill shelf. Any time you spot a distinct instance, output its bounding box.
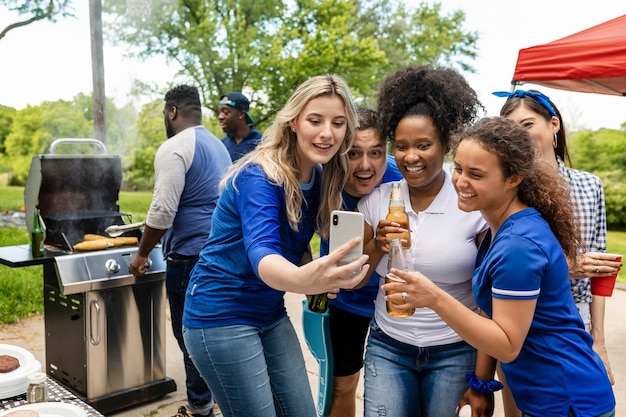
[31,210,44,258]
[386,183,410,249]
[385,238,415,318]
[26,372,48,403]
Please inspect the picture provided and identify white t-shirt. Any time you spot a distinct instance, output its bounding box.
[358,171,487,346]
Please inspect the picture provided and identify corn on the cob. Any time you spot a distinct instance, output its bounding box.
[84,234,110,241]
[73,240,114,251]
[83,234,138,246]
[114,237,138,246]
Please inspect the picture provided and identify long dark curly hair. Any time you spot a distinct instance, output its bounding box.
[376,65,483,148]
[453,117,582,260]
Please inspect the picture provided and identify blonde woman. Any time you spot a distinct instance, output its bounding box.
[182,75,370,417]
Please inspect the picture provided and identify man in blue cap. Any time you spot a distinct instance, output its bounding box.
[218,92,263,161]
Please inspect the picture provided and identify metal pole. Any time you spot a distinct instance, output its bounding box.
[89,0,107,145]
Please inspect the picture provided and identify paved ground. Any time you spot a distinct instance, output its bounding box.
[1,285,624,417]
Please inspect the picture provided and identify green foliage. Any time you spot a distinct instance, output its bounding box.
[569,128,626,228]
[0,227,43,324]
[3,100,93,184]
[607,230,626,284]
[124,99,164,190]
[0,0,75,41]
[103,0,478,130]
[0,105,16,154]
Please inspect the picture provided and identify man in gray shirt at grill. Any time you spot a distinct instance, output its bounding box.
[130,84,231,417]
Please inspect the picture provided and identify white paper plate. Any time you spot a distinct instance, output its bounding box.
[0,402,87,417]
[0,344,42,399]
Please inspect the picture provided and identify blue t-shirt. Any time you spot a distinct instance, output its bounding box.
[221,128,263,162]
[321,155,403,317]
[183,164,321,328]
[473,208,614,416]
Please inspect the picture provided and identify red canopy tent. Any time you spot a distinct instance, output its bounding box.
[512,14,626,96]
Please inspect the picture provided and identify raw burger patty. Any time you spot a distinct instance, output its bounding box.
[0,354,20,372]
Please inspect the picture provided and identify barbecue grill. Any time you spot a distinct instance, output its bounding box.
[0,139,176,414]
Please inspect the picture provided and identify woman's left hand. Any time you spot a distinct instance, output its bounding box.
[569,252,622,279]
[592,339,615,385]
[381,268,439,309]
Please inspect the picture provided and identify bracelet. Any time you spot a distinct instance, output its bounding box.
[466,372,504,393]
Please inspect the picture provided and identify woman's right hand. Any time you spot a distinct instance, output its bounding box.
[374,219,409,252]
[309,237,370,297]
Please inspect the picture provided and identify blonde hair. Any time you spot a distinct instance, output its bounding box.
[221,74,358,238]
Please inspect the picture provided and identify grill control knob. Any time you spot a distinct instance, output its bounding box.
[145,258,152,270]
[105,259,121,274]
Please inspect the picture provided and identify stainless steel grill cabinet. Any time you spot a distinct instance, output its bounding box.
[1,139,176,414]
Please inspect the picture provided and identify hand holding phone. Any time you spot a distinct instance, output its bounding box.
[329,210,364,266]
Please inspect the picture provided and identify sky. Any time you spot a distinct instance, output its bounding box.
[1,0,626,131]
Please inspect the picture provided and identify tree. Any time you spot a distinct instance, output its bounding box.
[103,0,477,128]
[0,0,74,41]
[3,99,96,184]
[569,128,626,228]
[0,105,17,154]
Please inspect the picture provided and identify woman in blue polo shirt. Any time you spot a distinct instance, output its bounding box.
[182,75,370,417]
[384,117,615,417]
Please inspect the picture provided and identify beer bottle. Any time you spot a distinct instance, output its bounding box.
[386,183,410,248]
[31,210,44,258]
[307,293,329,314]
[385,238,415,318]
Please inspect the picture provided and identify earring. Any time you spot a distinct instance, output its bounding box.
[553,133,558,148]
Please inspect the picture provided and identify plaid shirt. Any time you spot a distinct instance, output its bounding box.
[558,157,607,303]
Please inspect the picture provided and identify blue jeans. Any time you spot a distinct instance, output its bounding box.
[363,319,476,417]
[166,256,213,414]
[183,315,316,417]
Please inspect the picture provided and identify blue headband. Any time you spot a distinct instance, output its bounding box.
[492,90,558,118]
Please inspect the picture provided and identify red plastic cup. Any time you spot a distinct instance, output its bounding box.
[590,254,622,297]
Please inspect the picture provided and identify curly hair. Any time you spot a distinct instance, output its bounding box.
[222,74,358,238]
[376,65,482,148]
[453,117,582,260]
[164,84,202,117]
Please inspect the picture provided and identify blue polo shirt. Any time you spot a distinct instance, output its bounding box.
[474,208,614,416]
[221,128,263,161]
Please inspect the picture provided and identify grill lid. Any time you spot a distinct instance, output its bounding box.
[24,139,132,250]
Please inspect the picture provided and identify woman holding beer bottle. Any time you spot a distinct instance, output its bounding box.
[357,65,489,417]
[182,75,370,417]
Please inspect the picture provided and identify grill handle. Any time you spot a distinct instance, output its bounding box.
[90,300,101,346]
[48,138,108,154]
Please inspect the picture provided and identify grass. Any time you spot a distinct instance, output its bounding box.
[0,185,624,324]
[0,186,153,324]
[0,227,42,323]
[607,230,626,284]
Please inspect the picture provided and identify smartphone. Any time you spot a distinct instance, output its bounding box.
[329,210,364,266]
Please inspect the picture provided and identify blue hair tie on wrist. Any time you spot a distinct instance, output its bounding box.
[466,372,504,393]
